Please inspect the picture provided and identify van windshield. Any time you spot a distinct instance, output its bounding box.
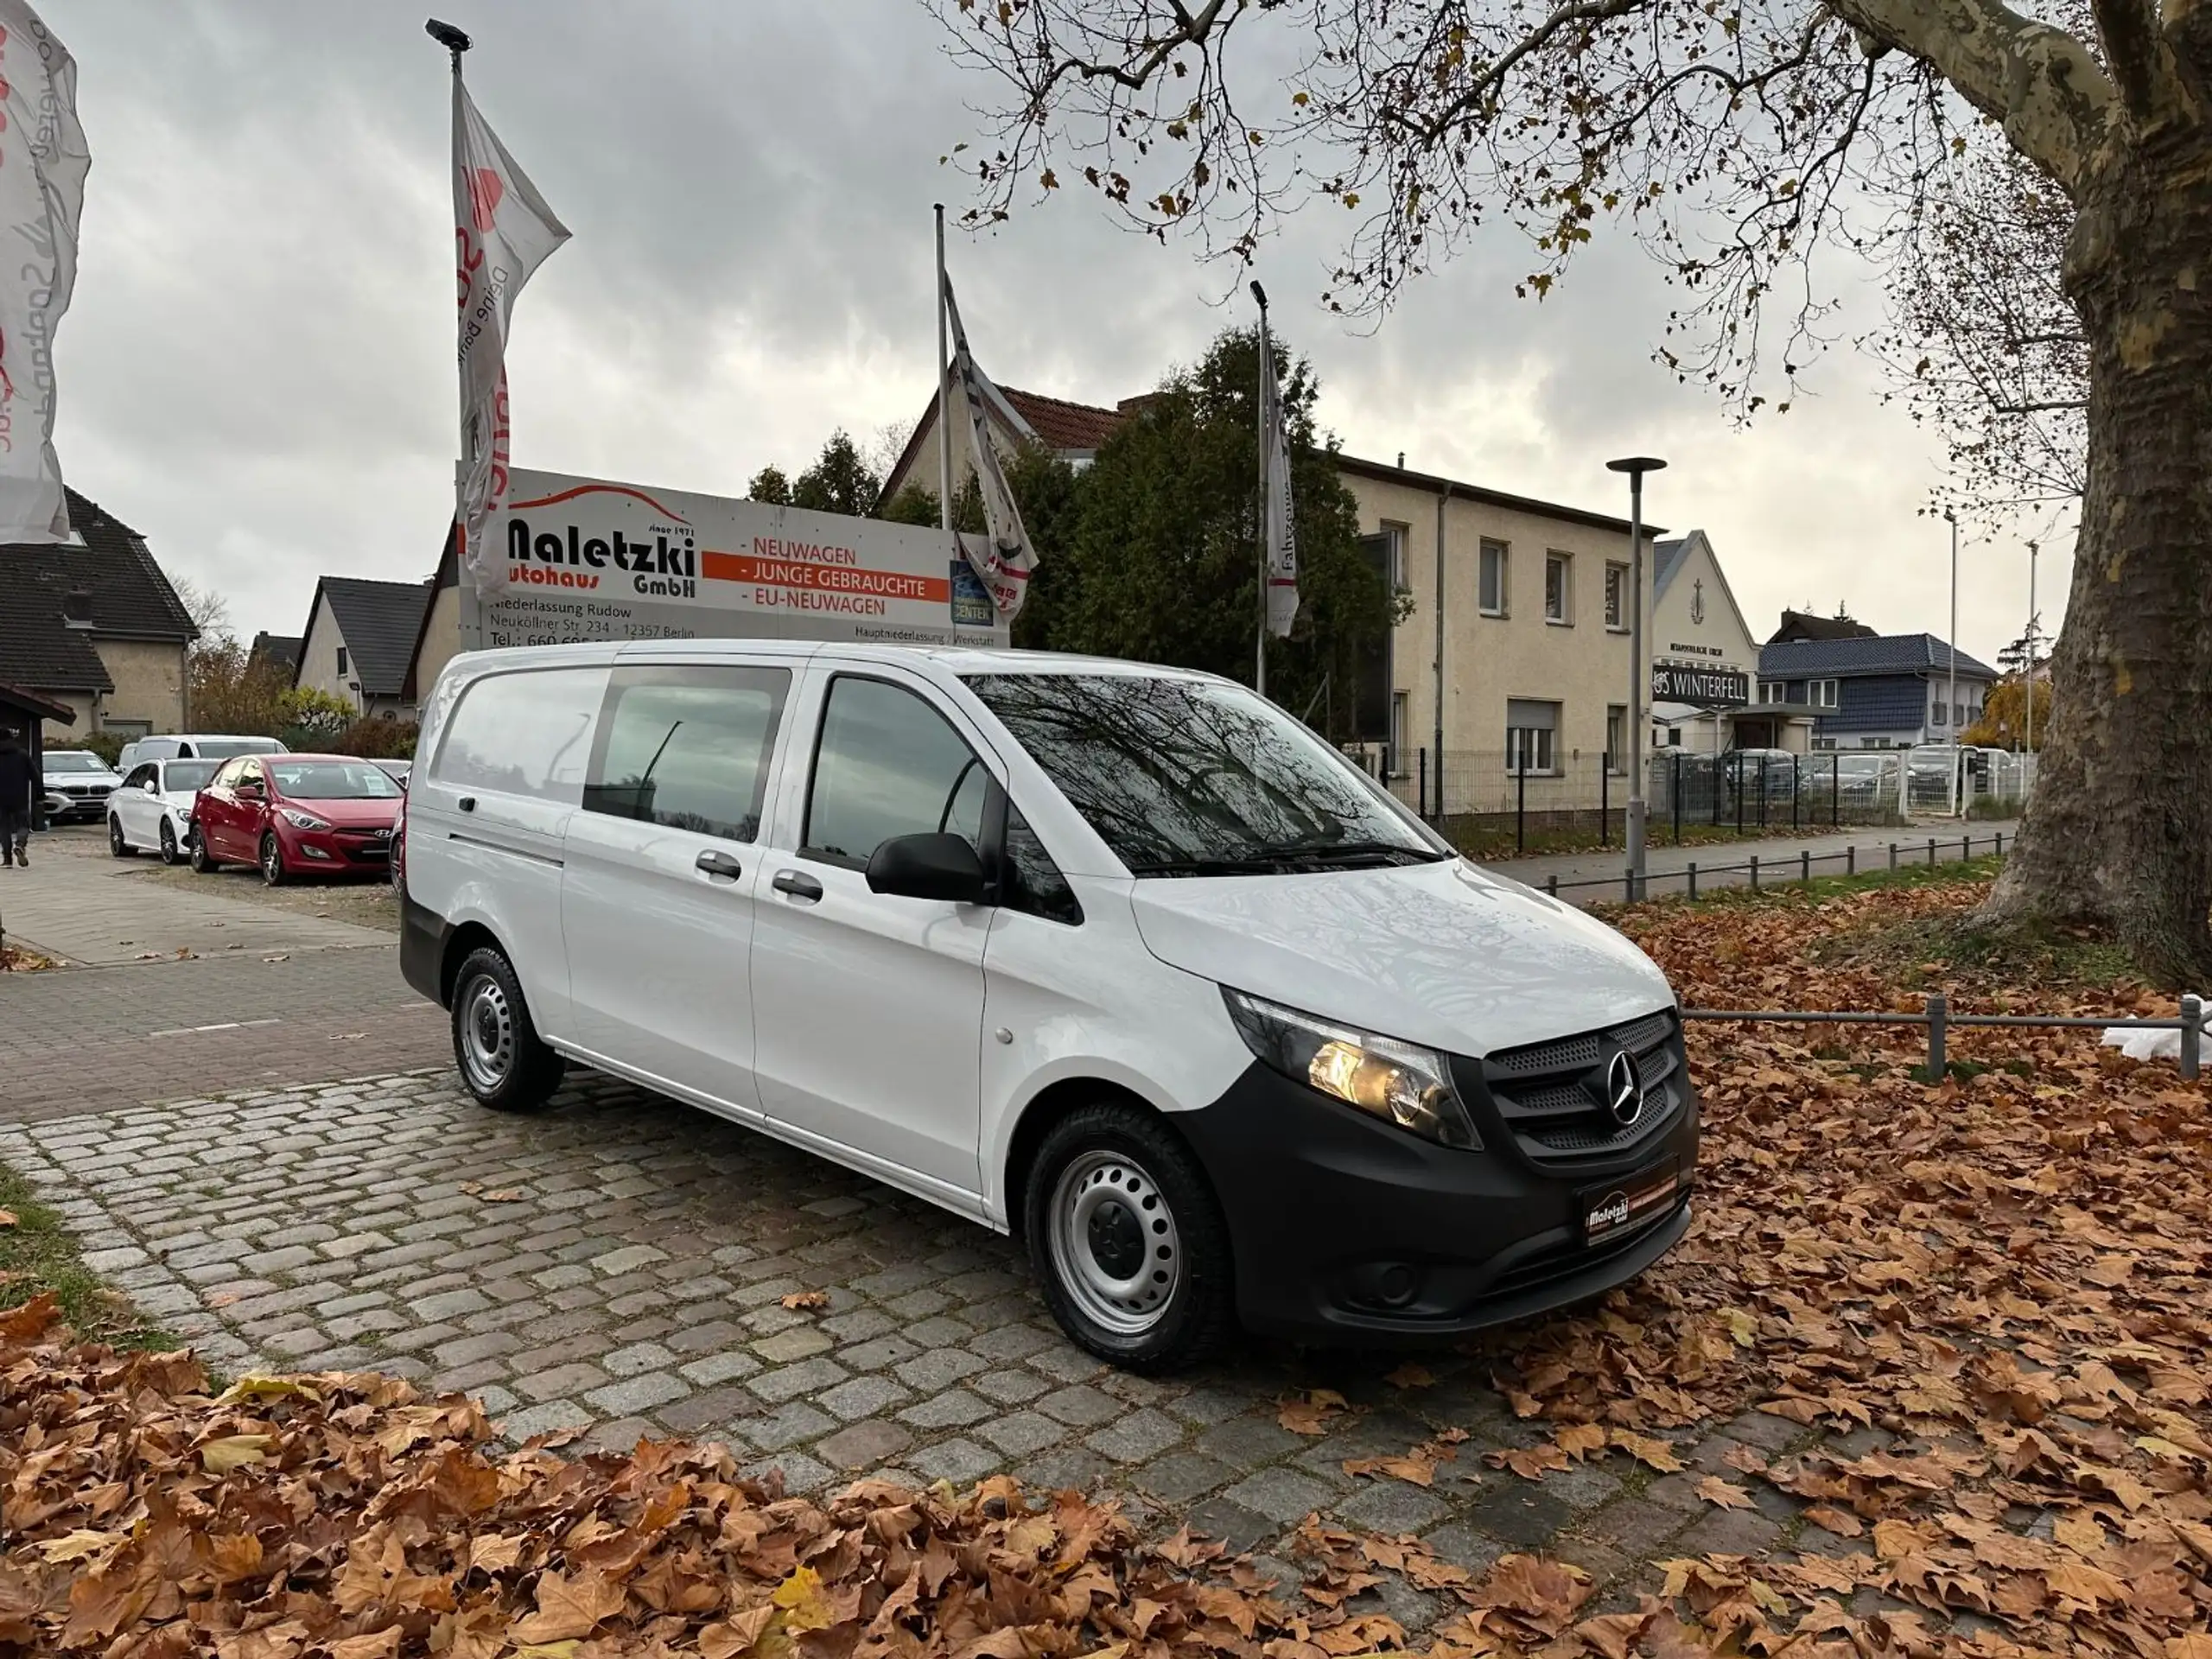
[964,672,1449,876]
[195,739,281,759]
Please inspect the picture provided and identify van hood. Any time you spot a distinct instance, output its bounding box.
[1128,858,1674,1059]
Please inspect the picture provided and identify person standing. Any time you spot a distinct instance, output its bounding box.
[0,728,34,867]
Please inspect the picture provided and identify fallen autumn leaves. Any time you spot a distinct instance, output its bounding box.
[5,872,2211,1657]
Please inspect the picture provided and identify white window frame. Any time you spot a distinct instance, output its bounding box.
[1604,562,1628,632]
[1505,698,1561,777]
[1544,551,1573,626]
[1478,539,1510,618]
[1605,704,1626,774]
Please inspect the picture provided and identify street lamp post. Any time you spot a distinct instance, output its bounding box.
[1606,455,1665,899]
[1943,508,1961,815]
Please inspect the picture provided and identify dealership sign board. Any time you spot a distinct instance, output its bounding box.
[458,467,1007,652]
[1651,663,1750,707]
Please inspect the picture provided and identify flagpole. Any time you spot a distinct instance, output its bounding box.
[1251,282,1269,698]
[429,18,474,639]
[935,205,953,534]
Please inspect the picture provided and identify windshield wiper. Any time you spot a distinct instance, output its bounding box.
[1257,839,1451,866]
[1126,854,1303,877]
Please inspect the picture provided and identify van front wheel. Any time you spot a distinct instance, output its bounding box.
[450,945,565,1113]
[1025,1103,1234,1373]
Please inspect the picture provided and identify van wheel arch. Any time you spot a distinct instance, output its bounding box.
[1004,1079,1213,1242]
[439,921,505,1010]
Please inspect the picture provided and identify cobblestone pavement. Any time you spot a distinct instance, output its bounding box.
[0,1065,1851,1626]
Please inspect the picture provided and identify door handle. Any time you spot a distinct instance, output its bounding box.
[696,849,744,880]
[457,797,477,813]
[772,869,823,902]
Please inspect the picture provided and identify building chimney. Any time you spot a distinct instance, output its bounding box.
[1397,451,1406,469]
[60,588,93,629]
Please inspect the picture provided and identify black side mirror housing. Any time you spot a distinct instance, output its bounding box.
[866,832,988,906]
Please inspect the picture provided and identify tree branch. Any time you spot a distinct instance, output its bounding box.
[2088,0,2183,127]
[1396,0,1652,144]
[1825,0,2116,190]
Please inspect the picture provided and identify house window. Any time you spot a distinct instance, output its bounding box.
[1933,701,1948,726]
[1812,678,1838,709]
[1758,681,1784,705]
[1505,698,1560,775]
[1544,552,1572,624]
[336,646,349,677]
[1390,691,1408,773]
[1605,705,1626,773]
[1605,563,1628,631]
[1382,524,1408,590]
[1478,539,1509,616]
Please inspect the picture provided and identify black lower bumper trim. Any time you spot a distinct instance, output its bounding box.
[1171,1059,1698,1342]
[399,891,450,1006]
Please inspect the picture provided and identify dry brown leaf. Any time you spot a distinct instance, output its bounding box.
[1695,1476,1758,1511]
[778,1290,830,1312]
[1276,1389,1348,1435]
[1385,1362,1435,1389]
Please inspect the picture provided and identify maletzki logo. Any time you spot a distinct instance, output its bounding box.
[507,484,700,599]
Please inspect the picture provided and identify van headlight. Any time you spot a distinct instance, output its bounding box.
[1221,988,1480,1149]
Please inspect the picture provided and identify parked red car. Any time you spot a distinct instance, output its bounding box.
[190,753,403,885]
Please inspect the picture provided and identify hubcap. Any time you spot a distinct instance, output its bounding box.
[1047,1151,1181,1338]
[459,974,514,1093]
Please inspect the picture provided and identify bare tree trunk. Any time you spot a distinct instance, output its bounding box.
[1979,142,2212,985]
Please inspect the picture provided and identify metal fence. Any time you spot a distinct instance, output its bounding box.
[1364,747,2038,852]
[1684,994,2205,1081]
[1539,830,2006,904]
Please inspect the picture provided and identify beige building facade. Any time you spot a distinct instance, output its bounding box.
[1335,456,1649,817]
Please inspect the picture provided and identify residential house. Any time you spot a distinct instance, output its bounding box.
[1757,633,1999,748]
[249,632,302,676]
[401,527,462,711]
[880,385,1141,505]
[1769,608,1877,645]
[1649,531,1810,754]
[294,575,435,721]
[0,489,199,745]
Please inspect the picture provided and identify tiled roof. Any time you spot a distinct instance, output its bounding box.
[0,678,79,723]
[1001,387,1126,452]
[312,576,433,698]
[1654,537,1690,601]
[1759,633,1997,680]
[250,632,302,673]
[0,490,194,697]
[1771,608,1877,643]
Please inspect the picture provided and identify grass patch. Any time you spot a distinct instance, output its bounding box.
[1815,907,2137,992]
[0,1165,175,1351]
[1448,820,1872,862]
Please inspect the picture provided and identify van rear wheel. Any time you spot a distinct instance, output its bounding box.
[451,944,565,1113]
[1025,1103,1234,1373]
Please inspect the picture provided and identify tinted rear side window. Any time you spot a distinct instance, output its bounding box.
[583,665,789,843]
[431,667,607,804]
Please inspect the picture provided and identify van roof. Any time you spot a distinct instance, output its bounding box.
[458,640,1228,683]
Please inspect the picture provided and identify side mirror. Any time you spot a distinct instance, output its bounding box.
[143,779,160,793]
[237,782,264,800]
[866,832,988,906]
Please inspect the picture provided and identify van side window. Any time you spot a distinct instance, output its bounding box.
[804,677,988,867]
[431,667,605,804]
[1002,807,1082,926]
[583,666,789,843]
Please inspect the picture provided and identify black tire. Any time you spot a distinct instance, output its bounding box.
[189,831,218,874]
[449,944,565,1113]
[158,819,181,865]
[108,816,135,857]
[259,832,286,887]
[1023,1102,1235,1373]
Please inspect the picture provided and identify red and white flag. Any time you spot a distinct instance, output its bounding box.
[942,271,1036,618]
[0,0,88,544]
[453,73,568,598]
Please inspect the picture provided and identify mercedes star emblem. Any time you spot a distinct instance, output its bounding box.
[1605,1050,1644,1127]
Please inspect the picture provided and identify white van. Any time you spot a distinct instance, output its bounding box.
[117,734,289,774]
[400,642,1696,1370]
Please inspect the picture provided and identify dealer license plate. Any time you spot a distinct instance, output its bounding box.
[1580,1161,1682,1245]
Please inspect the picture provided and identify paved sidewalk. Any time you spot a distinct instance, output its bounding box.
[1490,819,2018,904]
[0,828,390,965]
[0,1066,1838,1627]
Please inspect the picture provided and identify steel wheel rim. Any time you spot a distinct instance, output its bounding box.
[1046,1149,1181,1338]
[460,974,514,1093]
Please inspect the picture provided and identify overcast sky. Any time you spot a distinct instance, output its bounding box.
[47,0,2068,665]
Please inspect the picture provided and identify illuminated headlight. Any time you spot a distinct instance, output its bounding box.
[277,808,331,831]
[1222,988,1480,1149]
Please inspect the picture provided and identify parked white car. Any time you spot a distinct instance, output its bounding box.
[107,756,223,863]
[115,733,289,774]
[400,642,1697,1370]
[40,749,123,823]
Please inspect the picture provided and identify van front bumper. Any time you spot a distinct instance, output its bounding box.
[1171,1060,1698,1342]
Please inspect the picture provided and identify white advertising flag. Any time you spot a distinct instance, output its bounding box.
[941,272,1036,618]
[0,1,87,544]
[453,73,569,598]
[1260,315,1299,638]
